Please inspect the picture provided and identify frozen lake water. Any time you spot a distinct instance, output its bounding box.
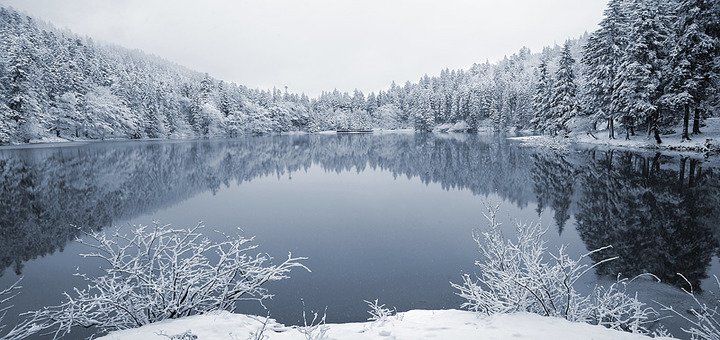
[0,133,718,339]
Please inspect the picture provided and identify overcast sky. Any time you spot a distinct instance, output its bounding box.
[1,0,608,96]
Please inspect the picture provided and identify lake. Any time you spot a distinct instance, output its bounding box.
[1,133,718,339]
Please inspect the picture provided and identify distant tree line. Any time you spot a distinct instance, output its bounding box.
[0,4,562,143]
[0,2,717,144]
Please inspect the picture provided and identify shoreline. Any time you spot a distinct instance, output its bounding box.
[510,117,720,157]
[2,123,718,159]
[97,310,672,340]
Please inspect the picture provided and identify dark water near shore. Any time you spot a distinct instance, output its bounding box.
[1,133,719,339]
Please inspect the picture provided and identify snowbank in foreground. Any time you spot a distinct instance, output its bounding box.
[97,310,674,340]
[512,117,720,155]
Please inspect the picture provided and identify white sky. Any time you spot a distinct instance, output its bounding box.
[1,0,608,96]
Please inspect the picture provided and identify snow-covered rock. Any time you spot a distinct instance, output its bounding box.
[97,310,674,340]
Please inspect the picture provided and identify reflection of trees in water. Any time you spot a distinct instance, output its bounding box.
[572,151,718,290]
[530,152,577,235]
[0,135,536,276]
[1,135,719,291]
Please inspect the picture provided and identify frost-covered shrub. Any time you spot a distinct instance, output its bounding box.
[660,275,720,340]
[451,205,659,335]
[0,279,44,340]
[297,301,329,340]
[35,223,308,337]
[364,299,396,325]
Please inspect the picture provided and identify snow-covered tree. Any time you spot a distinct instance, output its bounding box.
[413,89,435,132]
[548,42,580,135]
[612,0,671,141]
[666,0,719,140]
[582,0,630,139]
[531,59,553,132]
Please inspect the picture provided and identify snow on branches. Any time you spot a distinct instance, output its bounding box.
[451,205,660,335]
[364,299,397,325]
[659,275,720,340]
[34,222,308,337]
[0,279,45,340]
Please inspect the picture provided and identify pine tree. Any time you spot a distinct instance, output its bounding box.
[217,81,234,116]
[613,0,671,142]
[4,34,41,143]
[413,89,434,132]
[548,41,580,135]
[582,0,630,139]
[667,0,718,140]
[531,58,553,132]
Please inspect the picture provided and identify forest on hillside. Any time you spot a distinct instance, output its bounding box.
[0,0,717,144]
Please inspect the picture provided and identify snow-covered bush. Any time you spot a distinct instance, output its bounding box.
[0,279,44,340]
[451,205,659,335]
[297,301,329,340]
[34,223,308,337]
[660,275,720,340]
[364,299,396,325]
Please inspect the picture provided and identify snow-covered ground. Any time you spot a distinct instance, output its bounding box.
[97,310,674,340]
[511,117,720,155]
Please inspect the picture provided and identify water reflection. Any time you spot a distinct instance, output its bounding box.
[0,134,719,293]
[531,152,576,235]
[574,150,719,291]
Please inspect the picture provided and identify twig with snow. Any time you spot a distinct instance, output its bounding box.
[0,278,46,340]
[296,300,329,340]
[364,299,396,326]
[657,274,720,340]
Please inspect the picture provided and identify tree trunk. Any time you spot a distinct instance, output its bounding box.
[654,128,662,144]
[692,107,701,134]
[689,159,697,187]
[651,111,662,144]
[608,116,615,139]
[682,104,691,141]
[652,153,661,174]
[625,116,630,140]
[679,157,687,187]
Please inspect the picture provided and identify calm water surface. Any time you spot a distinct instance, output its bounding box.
[0,133,718,339]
